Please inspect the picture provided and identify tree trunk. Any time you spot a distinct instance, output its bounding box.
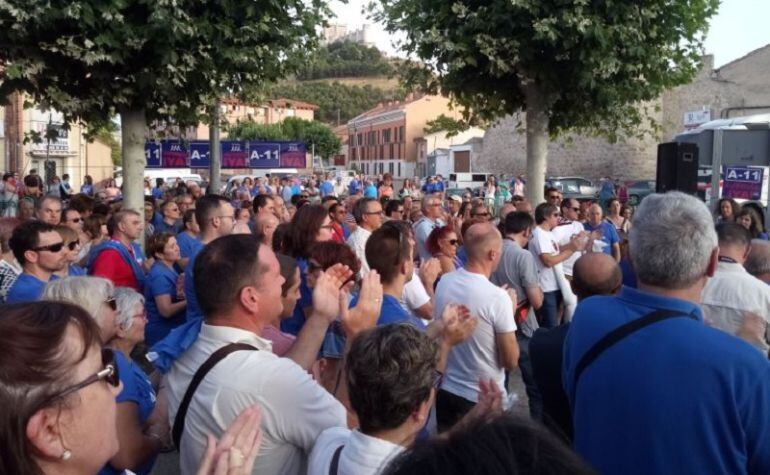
[120,107,146,217]
[208,102,222,195]
[524,84,549,206]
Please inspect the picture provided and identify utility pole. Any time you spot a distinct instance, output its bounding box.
[209,101,221,195]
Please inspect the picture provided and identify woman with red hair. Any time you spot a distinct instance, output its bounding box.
[426,225,460,275]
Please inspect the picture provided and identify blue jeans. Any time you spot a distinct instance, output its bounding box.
[538,291,562,329]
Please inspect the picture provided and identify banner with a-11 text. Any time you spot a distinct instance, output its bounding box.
[145,140,306,169]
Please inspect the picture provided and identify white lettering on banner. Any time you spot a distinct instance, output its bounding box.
[145,147,160,160]
[169,144,183,152]
[726,167,762,183]
[191,150,201,160]
[230,143,242,152]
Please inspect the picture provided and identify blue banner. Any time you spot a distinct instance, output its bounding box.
[145,142,161,168]
[159,140,189,168]
[189,141,211,169]
[249,142,281,168]
[279,141,307,168]
[222,141,249,168]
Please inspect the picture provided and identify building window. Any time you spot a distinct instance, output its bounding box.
[388,162,394,175]
[389,143,394,158]
[379,145,384,157]
[399,126,405,142]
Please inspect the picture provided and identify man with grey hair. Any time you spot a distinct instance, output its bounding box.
[414,194,446,261]
[745,238,770,284]
[563,192,770,475]
[346,197,383,274]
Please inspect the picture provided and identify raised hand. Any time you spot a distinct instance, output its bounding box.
[419,258,442,289]
[312,263,352,322]
[341,270,383,338]
[440,303,477,346]
[196,405,263,475]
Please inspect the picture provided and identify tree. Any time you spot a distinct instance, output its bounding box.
[424,114,471,138]
[373,0,719,204]
[0,0,328,214]
[228,117,342,161]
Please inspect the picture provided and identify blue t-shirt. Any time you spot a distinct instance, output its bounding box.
[154,219,183,235]
[68,265,87,276]
[319,180,335,197]
[184,240,206,321]
[350,294,426,330]
[348,180,362,195]
[145,262,186,346]
[584,221,619,255]
[176,231,201,260]
[434,180,445,192]
[152,187,164,201]
[280,258,312,335]
[564,286,770,475]
[363,184,378,199]
[6,273,58,303]
[100,351,157,475]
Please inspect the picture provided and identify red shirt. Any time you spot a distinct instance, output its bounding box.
[331,222,345,244]
[90,243,141,291]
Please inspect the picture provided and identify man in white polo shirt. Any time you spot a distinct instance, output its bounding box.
[166,234,373,475]
[552,198,586,279]
[433,222,519,431]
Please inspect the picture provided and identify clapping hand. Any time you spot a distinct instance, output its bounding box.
[419,258,442,289]
[447,378,503,435]
[439,303,477,346]
[312,263,353,322]
[340,270,383,338]
[196,405,263,475]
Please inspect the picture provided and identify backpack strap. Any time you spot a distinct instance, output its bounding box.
[329,445,345,475]
[172,342,258,449]
[572,309,697,392]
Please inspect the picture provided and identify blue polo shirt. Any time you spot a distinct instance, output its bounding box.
[349,294,426,329]
[583,220,619,255]
[564,286,770,475]
[100,351,157,475]
[319,180,334,197]
[183,239,206,321]
[154,219,183,235]
[145,262,186,346]
[175,231,201,260]
[6,273,58,303]
[348,180,362,196]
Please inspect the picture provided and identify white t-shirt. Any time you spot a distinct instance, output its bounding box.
[402,270,430,311]
[433,268,517,402]
[308,427,404,475]
[530,226,560,292]
[552,221,584,277]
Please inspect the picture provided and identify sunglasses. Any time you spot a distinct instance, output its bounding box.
[448,239,459,246]
[33,348,120,414]
[67,240,80,251]
[34,242,65,253]
[69,217,82,223]
[105,297,117,311]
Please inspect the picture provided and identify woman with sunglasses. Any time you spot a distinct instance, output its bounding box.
[426,225,461,276]
[54,225,87,278]
[42,277,168,475]
[0,301,123,475]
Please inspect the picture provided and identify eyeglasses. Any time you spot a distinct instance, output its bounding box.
[67,240,80,251]
[105,297,117,311]
[33,242,65,253]
[448,239,459,246]
[32,348,120,414]
[69,217,82,223]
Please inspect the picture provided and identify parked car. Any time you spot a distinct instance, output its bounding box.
[626,180,656,205]
[545,176,598,200]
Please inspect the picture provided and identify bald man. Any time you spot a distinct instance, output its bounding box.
[745,239,770,284]
[254,213,280,248]
[584,203,620,262]
[433,222,520,431]
[530,252,622,441]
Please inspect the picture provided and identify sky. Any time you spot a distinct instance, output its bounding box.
[330,0,770,68]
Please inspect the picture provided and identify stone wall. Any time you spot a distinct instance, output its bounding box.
[479,45,770,181]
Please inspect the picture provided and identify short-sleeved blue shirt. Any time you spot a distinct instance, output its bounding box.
[350,294,426,330]
[144,262,186,346]
[564,286,770,475]
[280,258,312,335]
[6,273,58,303]
[175,231,201,260]
[184,240,206,321]
[100,351,157,475]
[584,220,619,255]
[154,219,183,235]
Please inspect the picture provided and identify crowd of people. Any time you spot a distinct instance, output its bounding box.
[1,169,769,475]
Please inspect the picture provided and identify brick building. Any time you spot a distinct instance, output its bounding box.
[478,45,770,181]
[346,93,463,177]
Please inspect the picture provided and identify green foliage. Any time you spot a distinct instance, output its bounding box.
[93,125,122,166]
[296,41,394,80]
[373,0,720,140]
[264,81,407,125]
[228,117,342,160]
[0,0,330,130]
[424,114,471,138]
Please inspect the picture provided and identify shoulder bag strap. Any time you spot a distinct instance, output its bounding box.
[329,445,345,475]
[172,342,258,449]
[572,309,697,392]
